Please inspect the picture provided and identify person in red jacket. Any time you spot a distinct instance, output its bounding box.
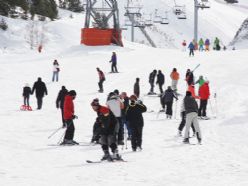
[198,81,210,118]
[61,90,78,145]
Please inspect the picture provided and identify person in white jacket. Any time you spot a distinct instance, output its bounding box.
[106,92,124,145]
[52,59,60,82]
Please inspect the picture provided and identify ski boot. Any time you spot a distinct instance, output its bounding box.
[101,151,112,161]
[112,150,122,160]
[183,138,190,144]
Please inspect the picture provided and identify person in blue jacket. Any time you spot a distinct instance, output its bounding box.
[188,42,195,57]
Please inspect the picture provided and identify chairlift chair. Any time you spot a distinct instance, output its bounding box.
[177,13,186,19]
[145,19,153,26]
[161,17,169,24]
[153,15,162,23]
[173,6,183,15]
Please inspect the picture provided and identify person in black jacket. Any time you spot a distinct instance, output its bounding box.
[148,70,157,94]
[161,86,178,119]
[126,95,147,151]
[91,99,121,161]
[185,69,194,86]
[156,70,165,94]
[56,86,68,127]
[183,91,202,144]
[22,83,32,107]
[31,77,48,109]
[134,78,140,98]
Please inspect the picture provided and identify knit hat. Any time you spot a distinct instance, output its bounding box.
[69,90,77,96]
[129,95,137,101]
[91,98,99,107]
[186,91,192,96]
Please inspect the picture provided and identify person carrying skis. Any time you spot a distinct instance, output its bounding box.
[188,42,195,57]
[161,86,178,119]
[56,86,68,127]
[52,59,60,82]
[96,67,105,93]
[198,81,210,119]
[205,38,210,51]
[134,78,140,98]
[185,69,194,86]
[156,70,165,94]
[198,38,204,51]
[170,68,179,91]
[148,70,157,94]
[109,52,118,73]
[126,95,147,151]
[61,90,79,145]
[22,83,32,109]
[91,98,121,161]
[31,77,48,110]
[183,91,202,144]
[106,92,124,145]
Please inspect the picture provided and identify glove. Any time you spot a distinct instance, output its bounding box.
[72,115,78,119]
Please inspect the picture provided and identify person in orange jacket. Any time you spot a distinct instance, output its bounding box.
[170,68,180,91]
[198,81,210,118]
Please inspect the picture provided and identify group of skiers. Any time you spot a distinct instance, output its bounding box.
[183,37,222,56]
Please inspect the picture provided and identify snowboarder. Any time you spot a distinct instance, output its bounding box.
[56,86,68,127]
[188,42,195,57]
[148,70,157,94]
[156,70,165,94]
[126,95,147,151]
[61,90,79,145]
[22,83,32,109]
[96,67,105,93]
[198,81,210,119]
[134,78,140,98]
[91,98,121,161]
[185,69,194,86]
[161,86,178,119]
[183,91,202,144]
[170,68,180,91]
[205,38,210,51]
[106,92,124,145]
[31,77,48,110]
[52,59,60,82]
[198,38,204,51]
[109,52,118,73]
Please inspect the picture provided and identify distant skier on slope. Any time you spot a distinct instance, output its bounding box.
[198,81,210,119]
[161,86,178,119]
[188,42,195,57]
[148,70,157,95]
[170,68,180,91]
[31,77,48,110]
[156,70,165,94]
[96,67,105,93]
[109,52,118,73]
[22,83,32,110]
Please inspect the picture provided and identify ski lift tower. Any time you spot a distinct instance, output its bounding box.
[194,0,210,41]
[81,0,123,46]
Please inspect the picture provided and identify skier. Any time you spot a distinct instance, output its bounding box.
[52,59,60,82]
[22,83,32,109]
[195,75,205,94]
[198,38,204,51]
[182,40,187,51]
[134,78,140,98]
[31,77,48,110]
[170,68,180,91]
[91,98,121,161]
[61,90,79,145]
[120,92,131,140]
[185,69,194,86]
[205,38,210,51]
[198,81,210,119]
[126,95,147,151]
[109,52,118,73]
[56,86,68,127]
[156,70,165,94]
[177,100,196,137]
[188,42,195,57]
[161,86,178,119]
[106,92,124,145]
[214,37,221,51]
[96,67,105,93]
[183,91,202,144]
[90,98,102,144]
[148,70,157,95]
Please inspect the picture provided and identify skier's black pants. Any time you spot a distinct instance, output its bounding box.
[130,125,143,149]
[178,111,195,132]
[60,107,66,127]
[189,49,194,56]
[98,80,104,91]
[100,134,117,153]
[158,84,163,94]
[149,82,155,93]
[111,64,118,73]
[36,96,43,109]
[117,117,124,142]
[64,119,75,140]
[165,101,173,116]
[198,99,208,117]
[24,96,30,106]
[92,121,101,142]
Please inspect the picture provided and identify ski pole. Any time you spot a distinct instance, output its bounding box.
[208,99,214,117]
[192,64,200,73]
[214,93,218,118]
[48,127,63,139]
[174,100,178,119]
